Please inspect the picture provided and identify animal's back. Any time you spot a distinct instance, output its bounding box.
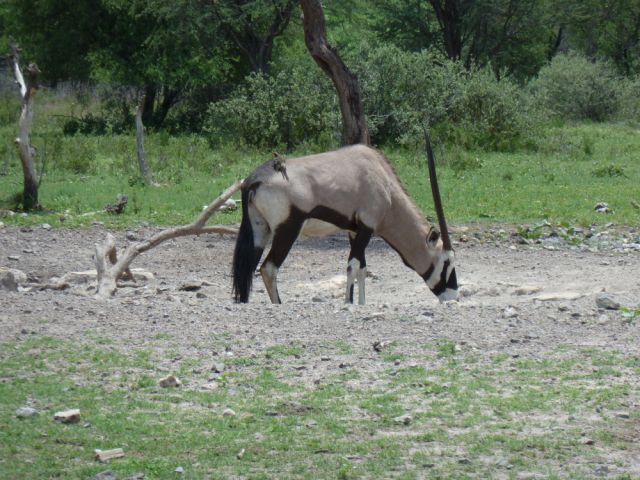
[245,145,398,232]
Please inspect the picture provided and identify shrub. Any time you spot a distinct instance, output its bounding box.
[618,75,640,122]
[348,45,464,146]
[349,44,539,151]
[205,63,339,149]
[447,66,541,151]
[529,52,621,122]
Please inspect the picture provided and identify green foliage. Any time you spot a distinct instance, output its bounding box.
[591,164,627,178]
[349,45,539,150]
[448,66,541,151]
[348,45,464,146]
[530,52,622,122]
[205,64,339,150]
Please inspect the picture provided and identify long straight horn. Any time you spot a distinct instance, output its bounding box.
[424,131,453,251]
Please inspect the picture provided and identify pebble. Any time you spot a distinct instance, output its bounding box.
[175,466,184,474]
[393,414,412,425]
[15,406,39,418]
[158,375,181,388]
[41,223,51,230]
[503,307,518,319]
[595,293,621,310]
[222,408,236,417]
[92,472,117,480]
[594,465,609,476]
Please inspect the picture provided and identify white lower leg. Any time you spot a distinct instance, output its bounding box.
[260,261,280,304]
[345,258,359,303]
[357,266,366,305]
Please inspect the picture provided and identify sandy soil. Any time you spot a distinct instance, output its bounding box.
[1,223,638,372]
[1,223,639,476]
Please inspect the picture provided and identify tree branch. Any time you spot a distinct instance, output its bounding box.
[94,180,243,299]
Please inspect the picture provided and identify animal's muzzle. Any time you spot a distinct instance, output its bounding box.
[431,266,458,302]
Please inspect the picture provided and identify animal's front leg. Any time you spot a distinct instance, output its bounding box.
[346,227,373,305]
[345,258,359,303]
[356,265,366,305]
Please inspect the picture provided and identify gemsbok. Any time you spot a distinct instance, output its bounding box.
[232,139,458,304]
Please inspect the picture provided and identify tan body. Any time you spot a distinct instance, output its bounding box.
[232,144,458,304]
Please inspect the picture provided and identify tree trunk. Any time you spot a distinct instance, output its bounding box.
[135,95,151,183]
[429,0,463,60]
[9,45,40,211]
[300,0,370,146]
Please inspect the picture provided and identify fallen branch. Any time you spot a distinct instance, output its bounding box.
[94,180,242,299]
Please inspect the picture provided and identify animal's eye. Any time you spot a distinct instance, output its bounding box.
[427,229,440,246]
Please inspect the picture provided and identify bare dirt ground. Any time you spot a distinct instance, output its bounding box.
[1,223,639,476]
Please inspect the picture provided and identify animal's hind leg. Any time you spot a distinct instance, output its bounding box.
[260,217,303,304]
[345,226,373,305]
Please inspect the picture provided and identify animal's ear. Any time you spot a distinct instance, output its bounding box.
[427,229,440,247]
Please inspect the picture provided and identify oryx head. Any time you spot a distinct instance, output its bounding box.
[424,133,458,302]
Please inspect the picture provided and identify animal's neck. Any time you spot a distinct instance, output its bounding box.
[378,193,431,275]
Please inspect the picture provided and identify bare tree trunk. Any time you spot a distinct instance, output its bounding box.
[300,0,370,146]
[94,180,242,298]
[135,95,151,183]
[9,45,40,211]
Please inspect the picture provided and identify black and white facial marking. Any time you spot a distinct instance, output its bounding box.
[422,230,458,302]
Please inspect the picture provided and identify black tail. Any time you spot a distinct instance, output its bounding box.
[232,187,258,303]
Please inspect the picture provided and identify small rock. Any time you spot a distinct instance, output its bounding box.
[595,293,621,310]
[175,466,184,474]
[458,458,471,465]
[16,406,39,418]
[496,458,512,469]
[219,198,237,212]
[580,437,595,445]
[92,471,117,480]
[373,340,391,352]
[125,474,145,480]
[594,202,611,213]
[41,223,52,231]
[158,375,181,388]
[393,414,412,425]
[212,363,226,373]
[53,409,81,423]
[236,448,245,459]
[125,231,138,241]
[515,285,542,296]
[196,292,207,299]
[311,295,325,302]
[95,448,125,462]
[615,411,630,419]
[179,280,202,292]
[534,292,584,301]
[1,268,27,291]
[594,465,609,476]
[7,255,20,261]
[222,408,236,417]
[503,307,518,319]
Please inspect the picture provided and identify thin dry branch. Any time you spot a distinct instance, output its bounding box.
[94,180,242,299]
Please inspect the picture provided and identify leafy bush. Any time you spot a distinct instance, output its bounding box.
[348,45,465,146]
[205,63,339,149]
[529,52,622,122]
[350,44,539,151]
[447,66,541,151]
[618,75,640,122]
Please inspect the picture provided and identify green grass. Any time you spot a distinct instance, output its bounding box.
[1,336,637,479]
[1,122,639,228]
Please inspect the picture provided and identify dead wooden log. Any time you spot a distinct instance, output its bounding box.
[94,180,242,299]
[8,44,41,210]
